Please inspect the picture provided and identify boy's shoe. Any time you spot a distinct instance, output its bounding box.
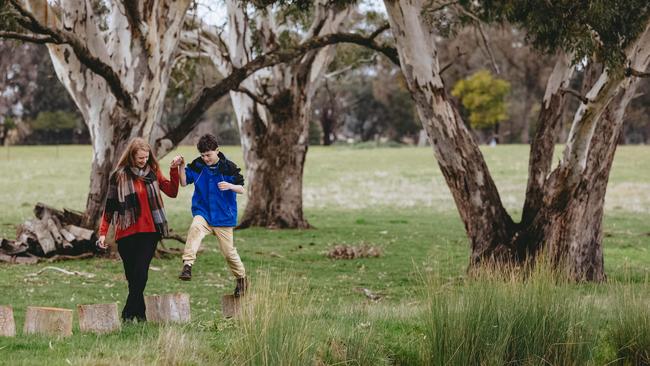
[179,264,192,281]
[234,277,248,297]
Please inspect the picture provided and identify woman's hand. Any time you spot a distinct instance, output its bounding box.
[96,235,107,250]
[170,155,184,168]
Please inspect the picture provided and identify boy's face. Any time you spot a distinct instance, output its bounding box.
[200,148,219,166]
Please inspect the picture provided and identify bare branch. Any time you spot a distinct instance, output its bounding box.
[425,1,459,15]
[457,6,500,74]
[121,0,143,39]
[560,88,590,104]
[155,27,401,155]
[325,54,377,78]
[7,0,134,110]
[626,67,650,78]
[0,31,56,44]
[440,47,466,75]
[368,23,390,40]
[234,87,271,107]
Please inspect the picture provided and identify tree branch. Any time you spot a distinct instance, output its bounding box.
[425,1,459,15]
[121,0,143,39]
[560,88,590,104]
[6,0,134,110]
[234,87,271,107]
[440,47,466,75]
[626,67,650,77]
[154,28,401,156]
[0,31,55,44]
[325,54,377,78]
[368,22,390,40]
[457,6,499,74]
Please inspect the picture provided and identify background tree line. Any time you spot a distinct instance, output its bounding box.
[4,21,650,147]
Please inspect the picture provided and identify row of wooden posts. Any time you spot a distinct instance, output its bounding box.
[0,293,243,337]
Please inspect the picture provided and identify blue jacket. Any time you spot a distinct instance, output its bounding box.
[185,152,244,227]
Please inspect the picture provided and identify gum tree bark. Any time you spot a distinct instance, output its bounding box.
[5,0,191,228]
[177,0,350,228]
[383,0,650,281]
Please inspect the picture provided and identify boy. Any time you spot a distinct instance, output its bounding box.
[178,134,248,297]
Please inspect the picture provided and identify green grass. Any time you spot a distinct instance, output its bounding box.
[0,145,649,365]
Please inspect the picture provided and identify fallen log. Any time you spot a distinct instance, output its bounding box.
[63,225,94,241]
[23,306,73,337]
[27,266,95,278]
[34,203,83,227]
[2,204,100,263]
[1,238,28,255]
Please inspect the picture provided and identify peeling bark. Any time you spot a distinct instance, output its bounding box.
[212,0,350,229]
[384,0,514,265]
[19,0,191,228]
[383,0,650,281]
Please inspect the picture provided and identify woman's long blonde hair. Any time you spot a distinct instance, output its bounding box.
[114,137,160,175]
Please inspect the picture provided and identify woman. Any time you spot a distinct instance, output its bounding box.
[97,137,182,322]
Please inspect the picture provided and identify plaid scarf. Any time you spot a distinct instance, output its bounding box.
[105,165,168,236]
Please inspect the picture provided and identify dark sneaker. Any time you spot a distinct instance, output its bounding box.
[178,264,192,281]
[234,277,248,297]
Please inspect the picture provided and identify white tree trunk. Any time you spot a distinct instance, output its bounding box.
[223,0,349,228]
[383,0,514,263]
[24,0,191,228]
[383,0,650,281]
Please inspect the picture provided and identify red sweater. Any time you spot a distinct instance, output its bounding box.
[99,168,179,241]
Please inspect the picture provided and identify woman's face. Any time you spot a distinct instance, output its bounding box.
[201,148,219,166]
[133,149,149,169]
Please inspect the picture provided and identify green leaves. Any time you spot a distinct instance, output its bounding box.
[451,70,510,130]
[0,0,20,32]
[456,0,650,68]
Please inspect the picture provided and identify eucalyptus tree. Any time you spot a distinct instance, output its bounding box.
[382,0,650,281]
[0,0,393,229]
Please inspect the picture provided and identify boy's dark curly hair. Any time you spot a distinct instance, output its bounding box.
[197,134,219,153]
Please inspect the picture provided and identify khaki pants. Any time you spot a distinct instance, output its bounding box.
[182,215,245,279]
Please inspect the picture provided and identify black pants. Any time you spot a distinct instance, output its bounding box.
[117,232,159,321]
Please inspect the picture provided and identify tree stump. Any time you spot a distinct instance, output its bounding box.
[221,295,242,319]
[144,293,191,323]
[0,305,15,337]
[77,303,120,334]
[23,306,73,337]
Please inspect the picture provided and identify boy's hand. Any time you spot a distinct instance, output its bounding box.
[218,181,233,191]
[170,155,184,168]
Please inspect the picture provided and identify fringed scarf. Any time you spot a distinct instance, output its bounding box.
[105,165,168,236]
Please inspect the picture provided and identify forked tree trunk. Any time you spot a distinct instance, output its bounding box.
[383,0,650,281]
[223,0,348,229]
[237,90,311,229]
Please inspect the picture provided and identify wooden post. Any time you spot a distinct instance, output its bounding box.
[0,305,15,337]
[23,306,73,337]
[144,293,191,323]
[77,303,120,334]
[221,295,242,319]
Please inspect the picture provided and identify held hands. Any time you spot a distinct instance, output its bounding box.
[170,155,185,169]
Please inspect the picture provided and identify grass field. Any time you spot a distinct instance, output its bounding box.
[0,145,649,365]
